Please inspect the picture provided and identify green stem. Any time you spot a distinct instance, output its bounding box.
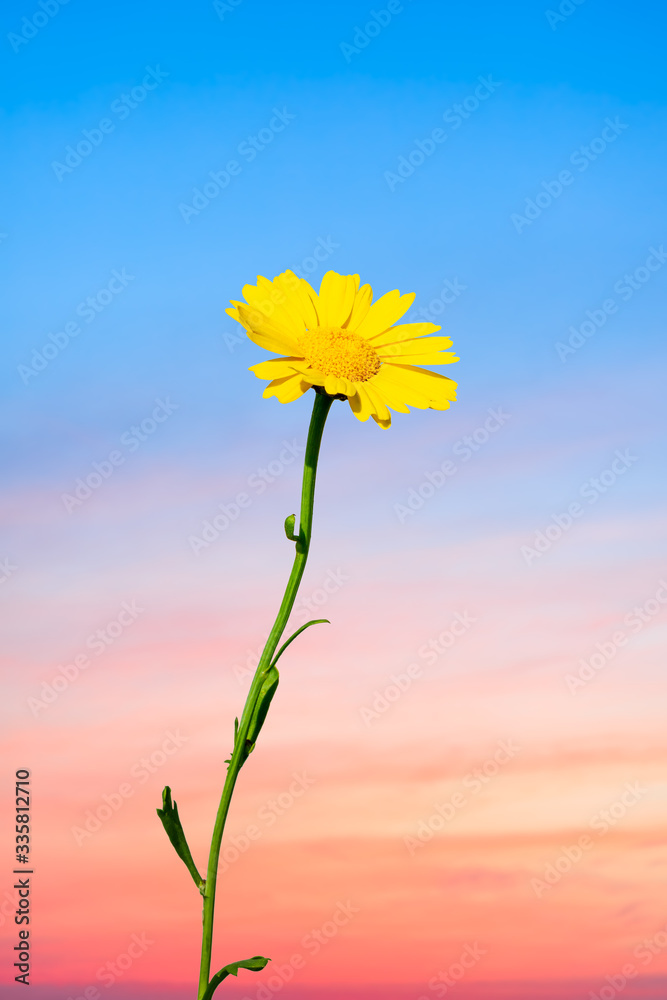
[197,390,334,1000]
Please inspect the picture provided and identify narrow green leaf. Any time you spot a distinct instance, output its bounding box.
[202,955,270,1000]
[270,619,330,668]
[156,787,204,892]
[243,666,279,759]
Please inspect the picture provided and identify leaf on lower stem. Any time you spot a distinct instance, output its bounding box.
[270,619,330,668]
[156,787,204,892]
[242,666,279,762]
[202,956,270,1000]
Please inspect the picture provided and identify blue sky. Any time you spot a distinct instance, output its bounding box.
[2,0,666,520]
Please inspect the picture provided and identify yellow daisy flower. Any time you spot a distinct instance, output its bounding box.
[226,269,459,429]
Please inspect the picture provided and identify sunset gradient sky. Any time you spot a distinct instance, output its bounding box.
[2,1,667,998]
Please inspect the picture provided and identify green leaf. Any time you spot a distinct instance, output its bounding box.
[270,619,330,668]
[156,787,204,892]
[243,666,279,759]
[202,955,270,1000]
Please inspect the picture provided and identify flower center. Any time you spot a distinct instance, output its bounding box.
[298,326,381,382]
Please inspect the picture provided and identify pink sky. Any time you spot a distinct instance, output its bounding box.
[2,421,667,997]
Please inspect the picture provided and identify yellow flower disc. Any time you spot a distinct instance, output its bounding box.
[298,327,381,383]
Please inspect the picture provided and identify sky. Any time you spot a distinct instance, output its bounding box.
[1,1,667,998]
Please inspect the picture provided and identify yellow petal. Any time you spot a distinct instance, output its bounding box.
[337,376,355,396]
[378,363,458,409]
[237,303,301,355]
[324,375,347,396]
[381,348,459,366]
[389,352,458,366]
[368,372,411,413]
[370,322,442,348]
[251,276,307,337]
[371,413,392,428]
[288,361,327,384]
[317,272,356,327]
[301,278,321,326]
[343,283,373,330]
[377,336,454,360]
[273,271,319,328]
[263,373,311,403]
[249,357,302,380]
[363,382,391,424]
[354,290,416,341]
[348,385,375,422]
